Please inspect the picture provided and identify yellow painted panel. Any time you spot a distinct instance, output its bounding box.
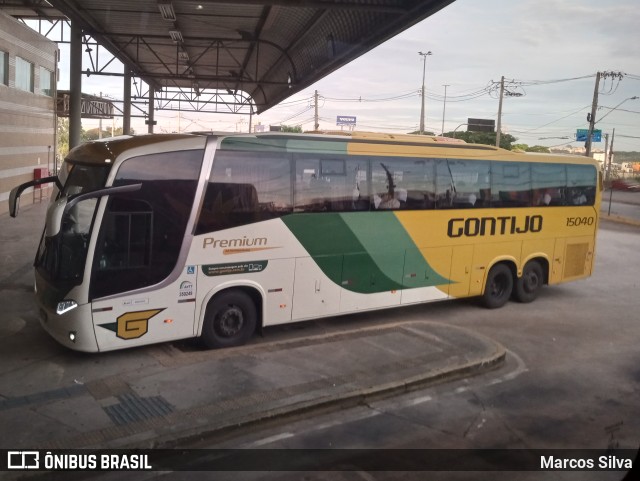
[449,245,473,298]
[550,238,566,284]
[469,241,521,297]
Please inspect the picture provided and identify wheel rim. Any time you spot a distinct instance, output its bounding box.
[215,306,244,338]
[491,273,508,298]
[523,270,540,293]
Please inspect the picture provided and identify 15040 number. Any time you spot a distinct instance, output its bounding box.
[566,216,595,227]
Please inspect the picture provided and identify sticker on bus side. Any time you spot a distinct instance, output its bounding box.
[202,261,268,277]
[98,309,165,340]
[179,281,194,298]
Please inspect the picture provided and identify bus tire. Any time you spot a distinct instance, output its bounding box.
[482,263,513,309]
[202,291,257,349]
[514,260,543,303]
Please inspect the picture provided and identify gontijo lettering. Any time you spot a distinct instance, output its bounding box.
[203,236,267,249]
[448,215,543,238]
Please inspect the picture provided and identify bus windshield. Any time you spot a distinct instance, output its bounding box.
[35,162,112,286]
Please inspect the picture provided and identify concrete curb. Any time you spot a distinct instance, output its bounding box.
[138,324,507,449]
[600,214,640,228]
[154,345,506,449]
[25,322,506,452]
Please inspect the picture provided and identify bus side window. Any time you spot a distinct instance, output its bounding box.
[436,159,489,209]
[196,151,292,234]
[491,162,531,207]
[567,164,597,206]
[294,155,368,212]
[532,163,566,206]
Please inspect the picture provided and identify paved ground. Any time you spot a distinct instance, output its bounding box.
[0,201,504,453]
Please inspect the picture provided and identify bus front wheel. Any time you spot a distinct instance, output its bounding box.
[514,260,543,303]
[202,291,257,349]
[482,263,513,309]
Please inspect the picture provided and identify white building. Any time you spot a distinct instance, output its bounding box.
[0,11,57,215]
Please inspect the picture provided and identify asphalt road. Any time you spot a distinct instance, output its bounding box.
[601,189,640,223]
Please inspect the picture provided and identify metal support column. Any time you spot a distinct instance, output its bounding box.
[147,88,155,134]
[69,22,83,148]
[123,71,131,135]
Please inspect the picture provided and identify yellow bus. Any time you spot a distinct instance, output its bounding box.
[9,131,601,352]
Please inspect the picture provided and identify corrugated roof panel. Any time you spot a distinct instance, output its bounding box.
[5,0,455,113]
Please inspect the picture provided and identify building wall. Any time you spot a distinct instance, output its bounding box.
[0,11,57,215]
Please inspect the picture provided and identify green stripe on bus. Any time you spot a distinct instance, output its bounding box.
[220,136,348,154]
[282,212,449,294]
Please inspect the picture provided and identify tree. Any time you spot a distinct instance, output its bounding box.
[57,118,70,159]
[526,145,550,153]
[58,121,136,158]
[512,143,551,153]
[442,130,517,150]
[280,125,302,133]
[408,130,436,136]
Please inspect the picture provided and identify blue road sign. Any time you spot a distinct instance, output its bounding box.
[576,129,602,142]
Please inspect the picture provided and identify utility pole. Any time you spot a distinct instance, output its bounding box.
[603,133,610,181]
[418,51,432,134]
[496,76,505,147]
[607,128,615,181]
[314,90,319,131]
[441,84,449,135]
[585,71,601,157]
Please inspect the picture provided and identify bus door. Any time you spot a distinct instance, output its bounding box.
[88,149,204,350]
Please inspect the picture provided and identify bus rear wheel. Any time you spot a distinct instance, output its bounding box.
[202,291,256,349]
[482,263,513,309]
[514,260,543,303]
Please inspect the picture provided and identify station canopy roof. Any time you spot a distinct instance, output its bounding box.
[2,0,454,114]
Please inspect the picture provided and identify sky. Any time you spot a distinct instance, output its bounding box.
[54,0,640,152]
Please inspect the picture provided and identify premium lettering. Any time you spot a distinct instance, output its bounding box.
[448,215,543,238]
[203,236,268,249]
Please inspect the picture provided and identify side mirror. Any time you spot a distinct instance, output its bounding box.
[7,176,63,218]
[8,186,20,218]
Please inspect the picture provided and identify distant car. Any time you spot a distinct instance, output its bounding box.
[611,179,640,191]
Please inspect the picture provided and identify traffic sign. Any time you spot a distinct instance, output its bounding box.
[337,116,356,126]
[576,129,602,142]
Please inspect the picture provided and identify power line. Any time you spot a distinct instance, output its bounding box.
[512,74,596,86]
[512,105,591,133]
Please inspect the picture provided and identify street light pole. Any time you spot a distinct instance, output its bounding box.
[418,51,432,134]
[451,123,468,139]
[496,76,505,147]
[597,96,639,124]
[441,84,449,135]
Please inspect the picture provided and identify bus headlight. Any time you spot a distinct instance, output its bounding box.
[56,300,78,315]
[69,331,77,343]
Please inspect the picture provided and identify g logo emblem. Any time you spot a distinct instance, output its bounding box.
[116,309,164,340]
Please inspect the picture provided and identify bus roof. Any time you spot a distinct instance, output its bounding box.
[65,131,598,169]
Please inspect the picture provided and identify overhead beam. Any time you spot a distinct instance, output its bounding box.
[194,0,407,13]
[48,0,163,90]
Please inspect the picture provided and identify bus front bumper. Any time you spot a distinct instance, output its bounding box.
[38,302,99,352]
